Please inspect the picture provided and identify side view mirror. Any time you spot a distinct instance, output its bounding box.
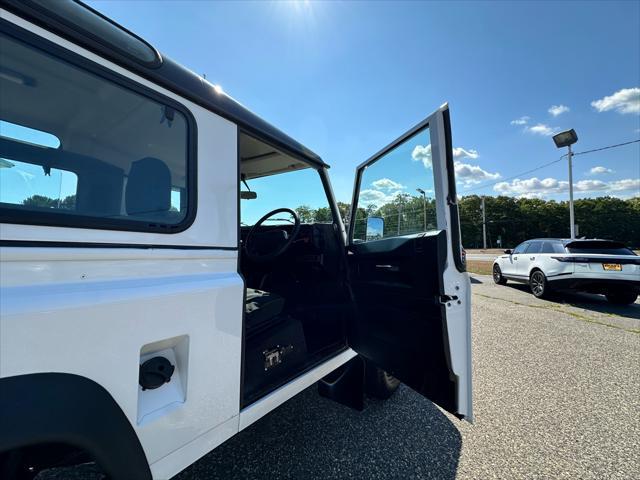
[504,249,512,255]
[366,216,384,241]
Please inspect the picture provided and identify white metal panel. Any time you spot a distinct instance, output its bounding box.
[0,9,238,249]
[0,250,244,463]
[149,416,239,480]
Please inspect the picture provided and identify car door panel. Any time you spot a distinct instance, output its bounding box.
[348,231,459,413]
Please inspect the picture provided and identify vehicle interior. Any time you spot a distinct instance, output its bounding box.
[238,132,350,406]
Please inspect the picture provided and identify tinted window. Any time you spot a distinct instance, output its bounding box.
[0,32,191,231]
[513,242,528,254]
[567,243,635,255]
[352,126,437,243]
[541,241,564,254]
[526,241,543,254]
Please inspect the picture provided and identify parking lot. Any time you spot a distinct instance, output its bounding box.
[175,275,639,480]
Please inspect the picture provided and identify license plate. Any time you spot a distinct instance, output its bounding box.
[602,263,622,271]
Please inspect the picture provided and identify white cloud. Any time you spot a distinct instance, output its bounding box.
[371,178,405,191]
[510,116,530,125]
[454,161,500,186]
[411,144,432,168]
[588,166,613,175]
[525,123,558,136]
[591,87,640,114]
[548,104,570,116]
[494,176,640,196]
[452,147,479,160]
[359,188,404,207]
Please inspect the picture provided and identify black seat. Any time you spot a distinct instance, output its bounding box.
[126,157,171,217]
[245,288,285,334]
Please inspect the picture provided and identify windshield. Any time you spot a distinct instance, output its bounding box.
[240,167,333,226]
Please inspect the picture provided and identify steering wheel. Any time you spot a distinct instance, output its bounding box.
[244,208,301,262]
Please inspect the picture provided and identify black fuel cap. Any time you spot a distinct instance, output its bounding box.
[139,356,175,390]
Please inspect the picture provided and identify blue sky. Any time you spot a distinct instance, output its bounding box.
[6,1,638,218]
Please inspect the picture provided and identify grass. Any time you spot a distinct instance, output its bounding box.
[465,260,494,275]
[473,292,640,334]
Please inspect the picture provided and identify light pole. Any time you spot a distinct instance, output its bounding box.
[481,196,487,249]
[416,188,427,231]
[552,129,579,239]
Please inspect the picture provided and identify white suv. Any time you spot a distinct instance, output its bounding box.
[492,238,640,304]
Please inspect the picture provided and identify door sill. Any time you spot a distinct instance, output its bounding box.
[239,348,357,431]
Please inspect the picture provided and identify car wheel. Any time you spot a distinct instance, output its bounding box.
[606,292,638,305]
[492,264,507,285]
[365,362,400,399]
[529,270,550,299]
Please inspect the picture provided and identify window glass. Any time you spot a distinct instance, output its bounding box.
[541,241,564,254]
[567,243,635,255]
[526,241,543,254]
[352,127,436,243]
[241,167,332,226]
[513,242,528,254]
[0,159,77,209]
[0,33,190,230]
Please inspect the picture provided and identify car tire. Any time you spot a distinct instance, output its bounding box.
[365,362,400,399]
[493,264,507,285]
[529,269,550,299]
[606,292,638,305]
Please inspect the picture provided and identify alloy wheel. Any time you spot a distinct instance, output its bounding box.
[531,271,545,297]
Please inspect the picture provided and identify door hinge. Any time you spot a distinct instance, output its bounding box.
[438,294,459,306]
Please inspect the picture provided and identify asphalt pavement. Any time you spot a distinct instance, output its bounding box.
[174,275,639,480]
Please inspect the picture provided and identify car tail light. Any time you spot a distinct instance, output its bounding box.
[551,256,591,262]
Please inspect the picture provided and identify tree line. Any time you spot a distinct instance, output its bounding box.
[19,193,640,248]
[295,195,640,248]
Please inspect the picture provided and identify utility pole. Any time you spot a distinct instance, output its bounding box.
[567,144,575,239]
[481,196,487,249]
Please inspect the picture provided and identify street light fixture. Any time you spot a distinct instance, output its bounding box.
[416,188,427,231]
[552,129,579,239]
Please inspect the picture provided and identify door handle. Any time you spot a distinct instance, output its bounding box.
[376,264,399,272]
[513,256,518,260]
[530,256,535,260]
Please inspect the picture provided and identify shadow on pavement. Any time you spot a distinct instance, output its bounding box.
[503,282,640,320]
[175,385,462,479]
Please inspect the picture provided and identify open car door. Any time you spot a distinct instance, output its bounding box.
[347,104,472,421]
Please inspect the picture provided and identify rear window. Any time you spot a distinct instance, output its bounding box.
[566,241,636,256]
[0,31,193,232]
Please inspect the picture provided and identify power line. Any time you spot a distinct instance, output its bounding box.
[572,139,640,157]
[464,138,640,194]
[465,156,565,193]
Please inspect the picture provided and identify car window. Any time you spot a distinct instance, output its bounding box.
[541,241,564,254]
[513,242,528,254]
[0,32,191,231]
[351,126,437,243]
[566,242,636,255]
[526,242,543,254]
